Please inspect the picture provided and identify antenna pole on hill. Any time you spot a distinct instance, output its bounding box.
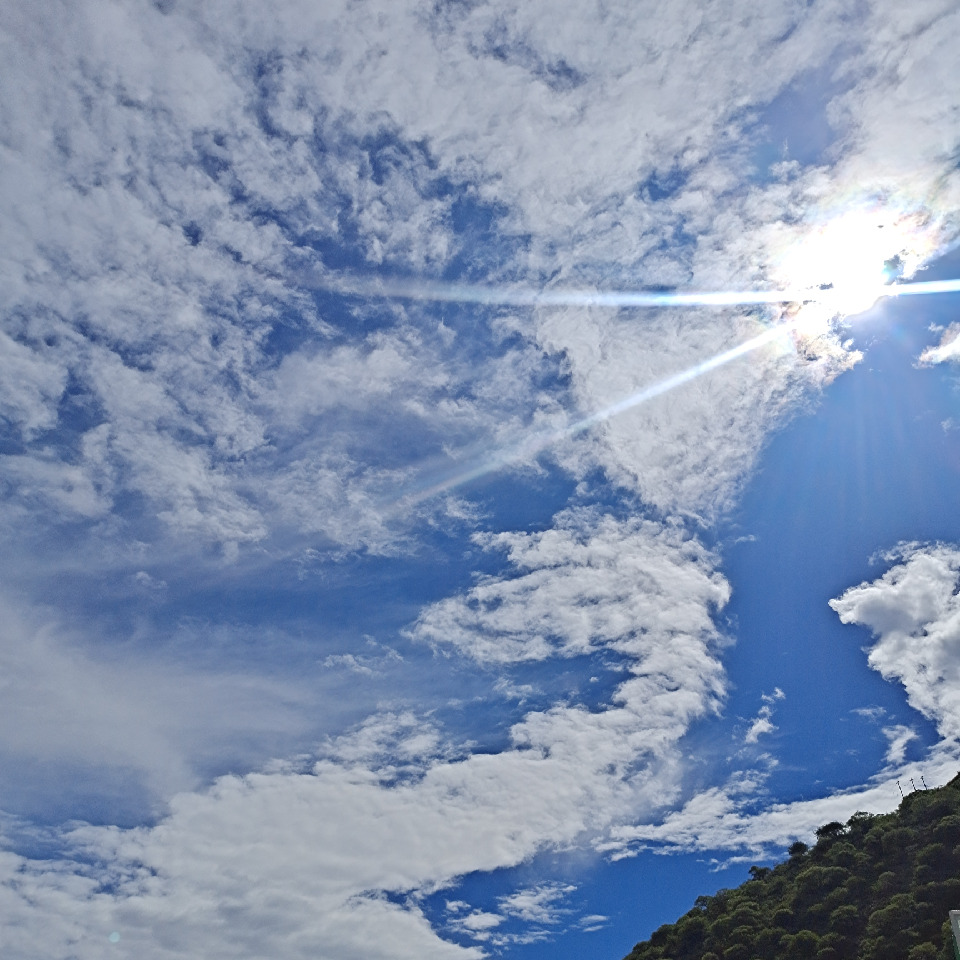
[897,780,904,799]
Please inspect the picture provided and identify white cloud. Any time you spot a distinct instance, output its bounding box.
[2,0,957,577]
[443,882,581,947]
[409,510,730,671]
[744,716,776,744]
[604,744,960,861]
[919,323,960,365]
[0,449,113,520]
[264,333,443,424]
[457,911,503,934]
[829,543,960,741]
[0,596,339,811]
[602,540,960,860]
[882,724,919,766]
[4,0,960,956]
[602,542,960,862]
[0,708,679,959]
[0,505,734,958]
[6,0,947,559]
[0,330,68,438]
[498,882,576,924]
[744,688,785,744]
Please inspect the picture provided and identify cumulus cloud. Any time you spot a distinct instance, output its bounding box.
[0,508,734,957]
[829,543,960,741]
[605,536,960,862]
[446,883,581,947]
[452,911,503,939]
[1,0,561,558]
[498,882,577,924]
[6,0,948,561]
[609,536,960,862]
[850,709,920,766]
[0,703,697,959]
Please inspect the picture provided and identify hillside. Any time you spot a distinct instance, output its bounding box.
[624,773,960,960]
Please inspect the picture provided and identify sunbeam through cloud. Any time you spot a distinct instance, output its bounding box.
[5,3,960,959]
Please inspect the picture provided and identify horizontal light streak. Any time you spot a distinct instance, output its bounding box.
[326,274,960,311]
[887,278,960,297]
[342,276,813,309]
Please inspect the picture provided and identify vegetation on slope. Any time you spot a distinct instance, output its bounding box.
[624,773,960,960]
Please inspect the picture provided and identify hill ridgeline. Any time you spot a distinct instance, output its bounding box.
[624,772,960,960]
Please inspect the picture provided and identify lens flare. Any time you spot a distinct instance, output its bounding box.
[323,210,958,508]
[769,206,940,332]
[773,212,893,317]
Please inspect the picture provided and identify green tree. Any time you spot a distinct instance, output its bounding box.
[815,821,846,841]
[622,772,960,960]
[828,904,859,936]
[781,929,819,959]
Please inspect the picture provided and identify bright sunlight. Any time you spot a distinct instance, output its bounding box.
[773,208,931,332]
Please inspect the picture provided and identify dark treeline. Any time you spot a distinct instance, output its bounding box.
[624,773,960,960]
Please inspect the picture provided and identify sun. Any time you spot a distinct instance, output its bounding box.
[772,208,926,333]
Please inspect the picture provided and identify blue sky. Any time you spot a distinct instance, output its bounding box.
[3,2,960,958]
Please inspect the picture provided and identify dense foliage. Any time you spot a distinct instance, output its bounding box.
[624,773,960,960]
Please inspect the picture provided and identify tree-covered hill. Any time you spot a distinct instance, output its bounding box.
[624,773,960,960]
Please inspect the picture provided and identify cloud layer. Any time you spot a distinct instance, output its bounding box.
[4,0,960,957]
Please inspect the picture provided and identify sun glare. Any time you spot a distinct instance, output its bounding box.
[773,209,927,333]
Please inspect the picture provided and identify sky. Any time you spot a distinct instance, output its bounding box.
[2,1,960,958]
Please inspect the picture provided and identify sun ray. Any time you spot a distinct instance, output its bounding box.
[321,272,960,313]
[368,273,960,509]
[391,319,794,509]
[889,278,960,298]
